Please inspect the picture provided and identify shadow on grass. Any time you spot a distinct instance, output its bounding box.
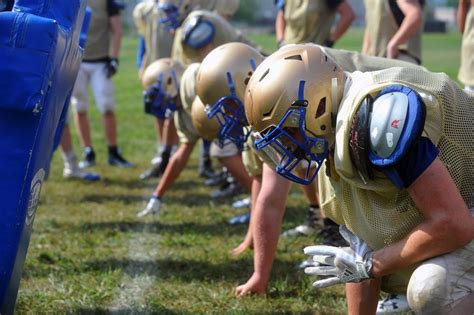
[74,306,186,314]
[164,193,218,207]
[80,194,145,205]
[101,177,152,190]
[81,257,297,285]
[77,221,247,236]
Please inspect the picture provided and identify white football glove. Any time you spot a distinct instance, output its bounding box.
[303,225,373,288]
[137,196,161,218]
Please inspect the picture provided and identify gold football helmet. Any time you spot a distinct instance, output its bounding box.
[196,42,264,149]
[191,96,220,141]
[141,58,184,117]
[244,44,346,184]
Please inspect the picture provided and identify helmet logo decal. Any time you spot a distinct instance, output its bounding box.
[391,119,400,129]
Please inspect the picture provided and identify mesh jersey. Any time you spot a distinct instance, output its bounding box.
[179,62,199,114]
[133,1,174,71]
[171,10,255,66]
[322,46,426,73]
[459,4,474,86]
[283,0,336,45]
[176,63,200,143]
[243,135,264,177]
[364,0,422,63]
[318,67,474,291]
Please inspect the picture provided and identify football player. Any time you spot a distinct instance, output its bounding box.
[138,61,252,217]
[158,0,258,67]
[133,0,180,180]
[245,44,474,314]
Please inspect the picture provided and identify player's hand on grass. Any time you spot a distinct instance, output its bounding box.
[137,196,161,218]
[235,273,267,297]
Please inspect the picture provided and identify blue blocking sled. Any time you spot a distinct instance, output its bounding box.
[0,0,86,312]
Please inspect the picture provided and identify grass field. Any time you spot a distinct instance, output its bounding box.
[15,28,464,314]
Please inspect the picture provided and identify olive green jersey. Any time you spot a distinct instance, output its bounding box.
[283,0,337,45]
[84,0,120,60]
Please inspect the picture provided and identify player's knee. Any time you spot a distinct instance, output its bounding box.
[71,98,88,113]
[407,262,449,314]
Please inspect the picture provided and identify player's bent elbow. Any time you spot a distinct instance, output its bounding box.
[429,213,474,249]
[444,216,474,248]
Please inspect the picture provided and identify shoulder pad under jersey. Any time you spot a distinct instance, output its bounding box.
[368,85,426,167]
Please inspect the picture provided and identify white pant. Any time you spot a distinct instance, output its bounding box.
[407,209,474,314]
[71,62,116,114]
[210,140,240,158]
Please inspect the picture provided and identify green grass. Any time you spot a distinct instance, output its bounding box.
[16,28,463,314]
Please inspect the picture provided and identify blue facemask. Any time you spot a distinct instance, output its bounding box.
[205,59,257,150]
[143,71,179,118]
[253,107,329,185]
[158,2,182,31]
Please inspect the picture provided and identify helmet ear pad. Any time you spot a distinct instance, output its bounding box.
[182,16,215,49]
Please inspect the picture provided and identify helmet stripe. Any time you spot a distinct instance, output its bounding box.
[298,80,306,101]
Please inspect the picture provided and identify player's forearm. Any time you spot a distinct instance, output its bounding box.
[389,4,422,49]
[110,16,122,58]
[275,11,285,43]
[371,158,474,277]
[154,143,195,197]
[252,166,290,282]
[362,29,370,54]
[371,217,474,277]
[457,0,470,32]
[111,37,121,59]
[330,3,355,43]
[252,199,285,282]
[346,280,381,315]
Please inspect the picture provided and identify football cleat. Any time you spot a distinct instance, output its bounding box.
[228,212,250,225]
[281,224,317,237]
[78,146,96,169]
[63,167,100,182]
[376,294,411,314]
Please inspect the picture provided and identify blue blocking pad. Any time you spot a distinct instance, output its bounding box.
[0,1,86,312]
